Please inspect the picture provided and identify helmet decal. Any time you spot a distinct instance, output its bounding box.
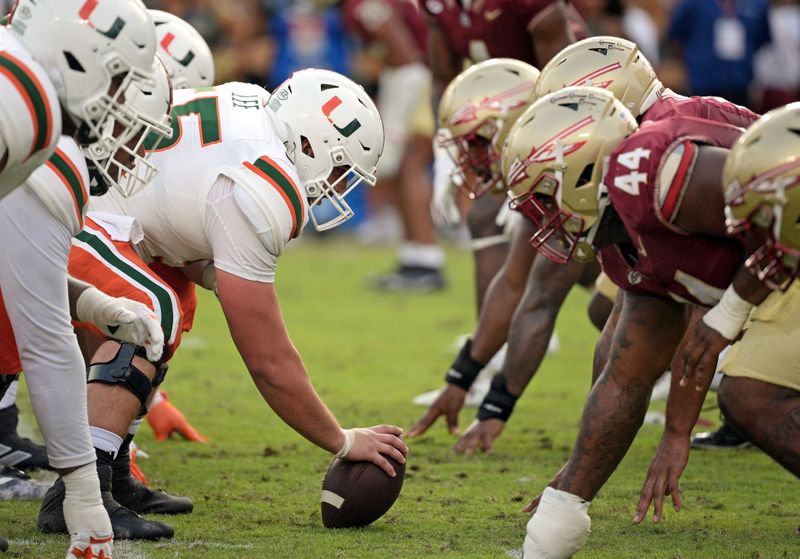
[322,96,362,138]
[79,0,126,40]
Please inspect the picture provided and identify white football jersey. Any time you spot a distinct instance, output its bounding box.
[0,27,61,198]
[26,136,90,236]
[91,82,309,269]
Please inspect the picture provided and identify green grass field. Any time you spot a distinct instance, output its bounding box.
[2,239,798,558]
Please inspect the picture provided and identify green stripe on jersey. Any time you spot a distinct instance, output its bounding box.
[252,157,303,238]
[49,150,85,212]
[0,52,50,155]
[74,230,177,343]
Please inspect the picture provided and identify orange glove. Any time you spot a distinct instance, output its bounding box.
[129,445,149,486]
[146,390,209,442]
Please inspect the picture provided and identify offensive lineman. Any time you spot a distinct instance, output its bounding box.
[38,70,409,539]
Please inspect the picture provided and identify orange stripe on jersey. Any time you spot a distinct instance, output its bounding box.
[45,148,88,226]
[0,51,53,158]
[660,141,698,222]
[243,156,305,238]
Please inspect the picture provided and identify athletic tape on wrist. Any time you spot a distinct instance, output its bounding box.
[702,284,754,341]
[335,429,355,459]
[445,339,486,390]
[477,373,518,422]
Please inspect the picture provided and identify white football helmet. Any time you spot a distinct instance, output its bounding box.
[502,86,638,263]
[268,68,384,231]
[151,9,214,89]
[535,36,661,118]
[84,57,173,197]
[9,0,158,147]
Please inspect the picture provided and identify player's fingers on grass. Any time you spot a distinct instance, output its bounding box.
[407,409,440,437]
[694,354,714,391]
[633,479,654,523]
[669,476,682,511]
[652,474,669,523]
[446,409,459,435]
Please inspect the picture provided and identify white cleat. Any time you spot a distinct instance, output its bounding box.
[0,466,49,500]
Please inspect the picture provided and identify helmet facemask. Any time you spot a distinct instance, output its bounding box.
[439,119,504,199]
[84,61,173,197]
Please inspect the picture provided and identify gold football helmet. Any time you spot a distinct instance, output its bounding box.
[502,86,638,263]
[438,58,540,198]
[535,36,661,118]
[724,102,800,289]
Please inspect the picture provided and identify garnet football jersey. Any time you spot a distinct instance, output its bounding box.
[598,116,745,306]
[421,0,581,66]
[343,0,427,53]
[643,88,760,129]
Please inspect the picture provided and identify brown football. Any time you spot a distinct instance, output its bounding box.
[320,456,405,528]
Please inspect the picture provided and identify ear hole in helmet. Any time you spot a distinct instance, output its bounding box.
[301,135,315,158]
[320,83,337,91]
[64,52,85,73]
[577,164,594,187]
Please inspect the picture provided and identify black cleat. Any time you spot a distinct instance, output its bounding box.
[370,265,446,292]
[0,534,7,552]
[0,405,50,471]
[691,422,752,450]
[38,460,174,540]
[112,446,192,515]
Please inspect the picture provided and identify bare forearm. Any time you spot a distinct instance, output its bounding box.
[249,351,344,454]
[592,290,623,384]
[471,269,525,363]
[67,276,92,321]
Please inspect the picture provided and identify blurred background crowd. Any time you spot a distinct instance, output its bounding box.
[120,0,798,111]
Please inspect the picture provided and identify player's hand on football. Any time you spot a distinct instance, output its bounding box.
[676,319,730,392]
[67,532,113,559]
[633,432,689,524]
[452,418,504,454]
[344,425,408,478]
[407,384,467,437]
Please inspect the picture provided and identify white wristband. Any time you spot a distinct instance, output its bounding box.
[74,286,109,325]
[702,285,754,341]
[335,429,356,459]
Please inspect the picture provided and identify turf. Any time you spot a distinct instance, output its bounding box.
[2,239,798,558]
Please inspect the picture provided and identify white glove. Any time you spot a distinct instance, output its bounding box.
[76,286,164,361]
[431,134,462,226]
[67,532,113,559]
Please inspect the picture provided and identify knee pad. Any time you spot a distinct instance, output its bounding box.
[0,373,19,402]
[87,343,153,415]
[523,487,591,559]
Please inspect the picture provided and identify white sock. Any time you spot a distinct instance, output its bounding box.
[398,242,445,268]
[90,427,123,458]
[127,418,143,437]
[0,380,18,409]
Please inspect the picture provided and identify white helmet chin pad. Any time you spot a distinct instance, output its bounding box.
[267,68,384,231]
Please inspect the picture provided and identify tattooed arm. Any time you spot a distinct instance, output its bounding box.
[555,291,686,501]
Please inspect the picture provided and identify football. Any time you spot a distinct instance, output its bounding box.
[320,456,406,528]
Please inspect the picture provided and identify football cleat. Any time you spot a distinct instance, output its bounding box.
[370,266,447,292]
[691,422,752,450]
[0,405,50,471]
[38,461,174,540]
[0,465,50,500]
[112,445,192,515]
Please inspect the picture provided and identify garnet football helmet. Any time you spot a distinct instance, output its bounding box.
[502,86,638,263]
[438,58,540,198]
[535,36,661,118]
[724,102,800,289]
[151,10,214,89]
[268,68,384,231]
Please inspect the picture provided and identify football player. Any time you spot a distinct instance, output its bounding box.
[38,70,409,540]
[423,0,589,312]
[417,36,762,455]
[342,0,446,291]
[0,0,168,555]
[635,103,800,525]
[409,58,604,439]
[501,86,772,558]
[141,8,216,444]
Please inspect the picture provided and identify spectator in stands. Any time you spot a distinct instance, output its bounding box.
[754,0,800,111]
[666,0,771,108]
